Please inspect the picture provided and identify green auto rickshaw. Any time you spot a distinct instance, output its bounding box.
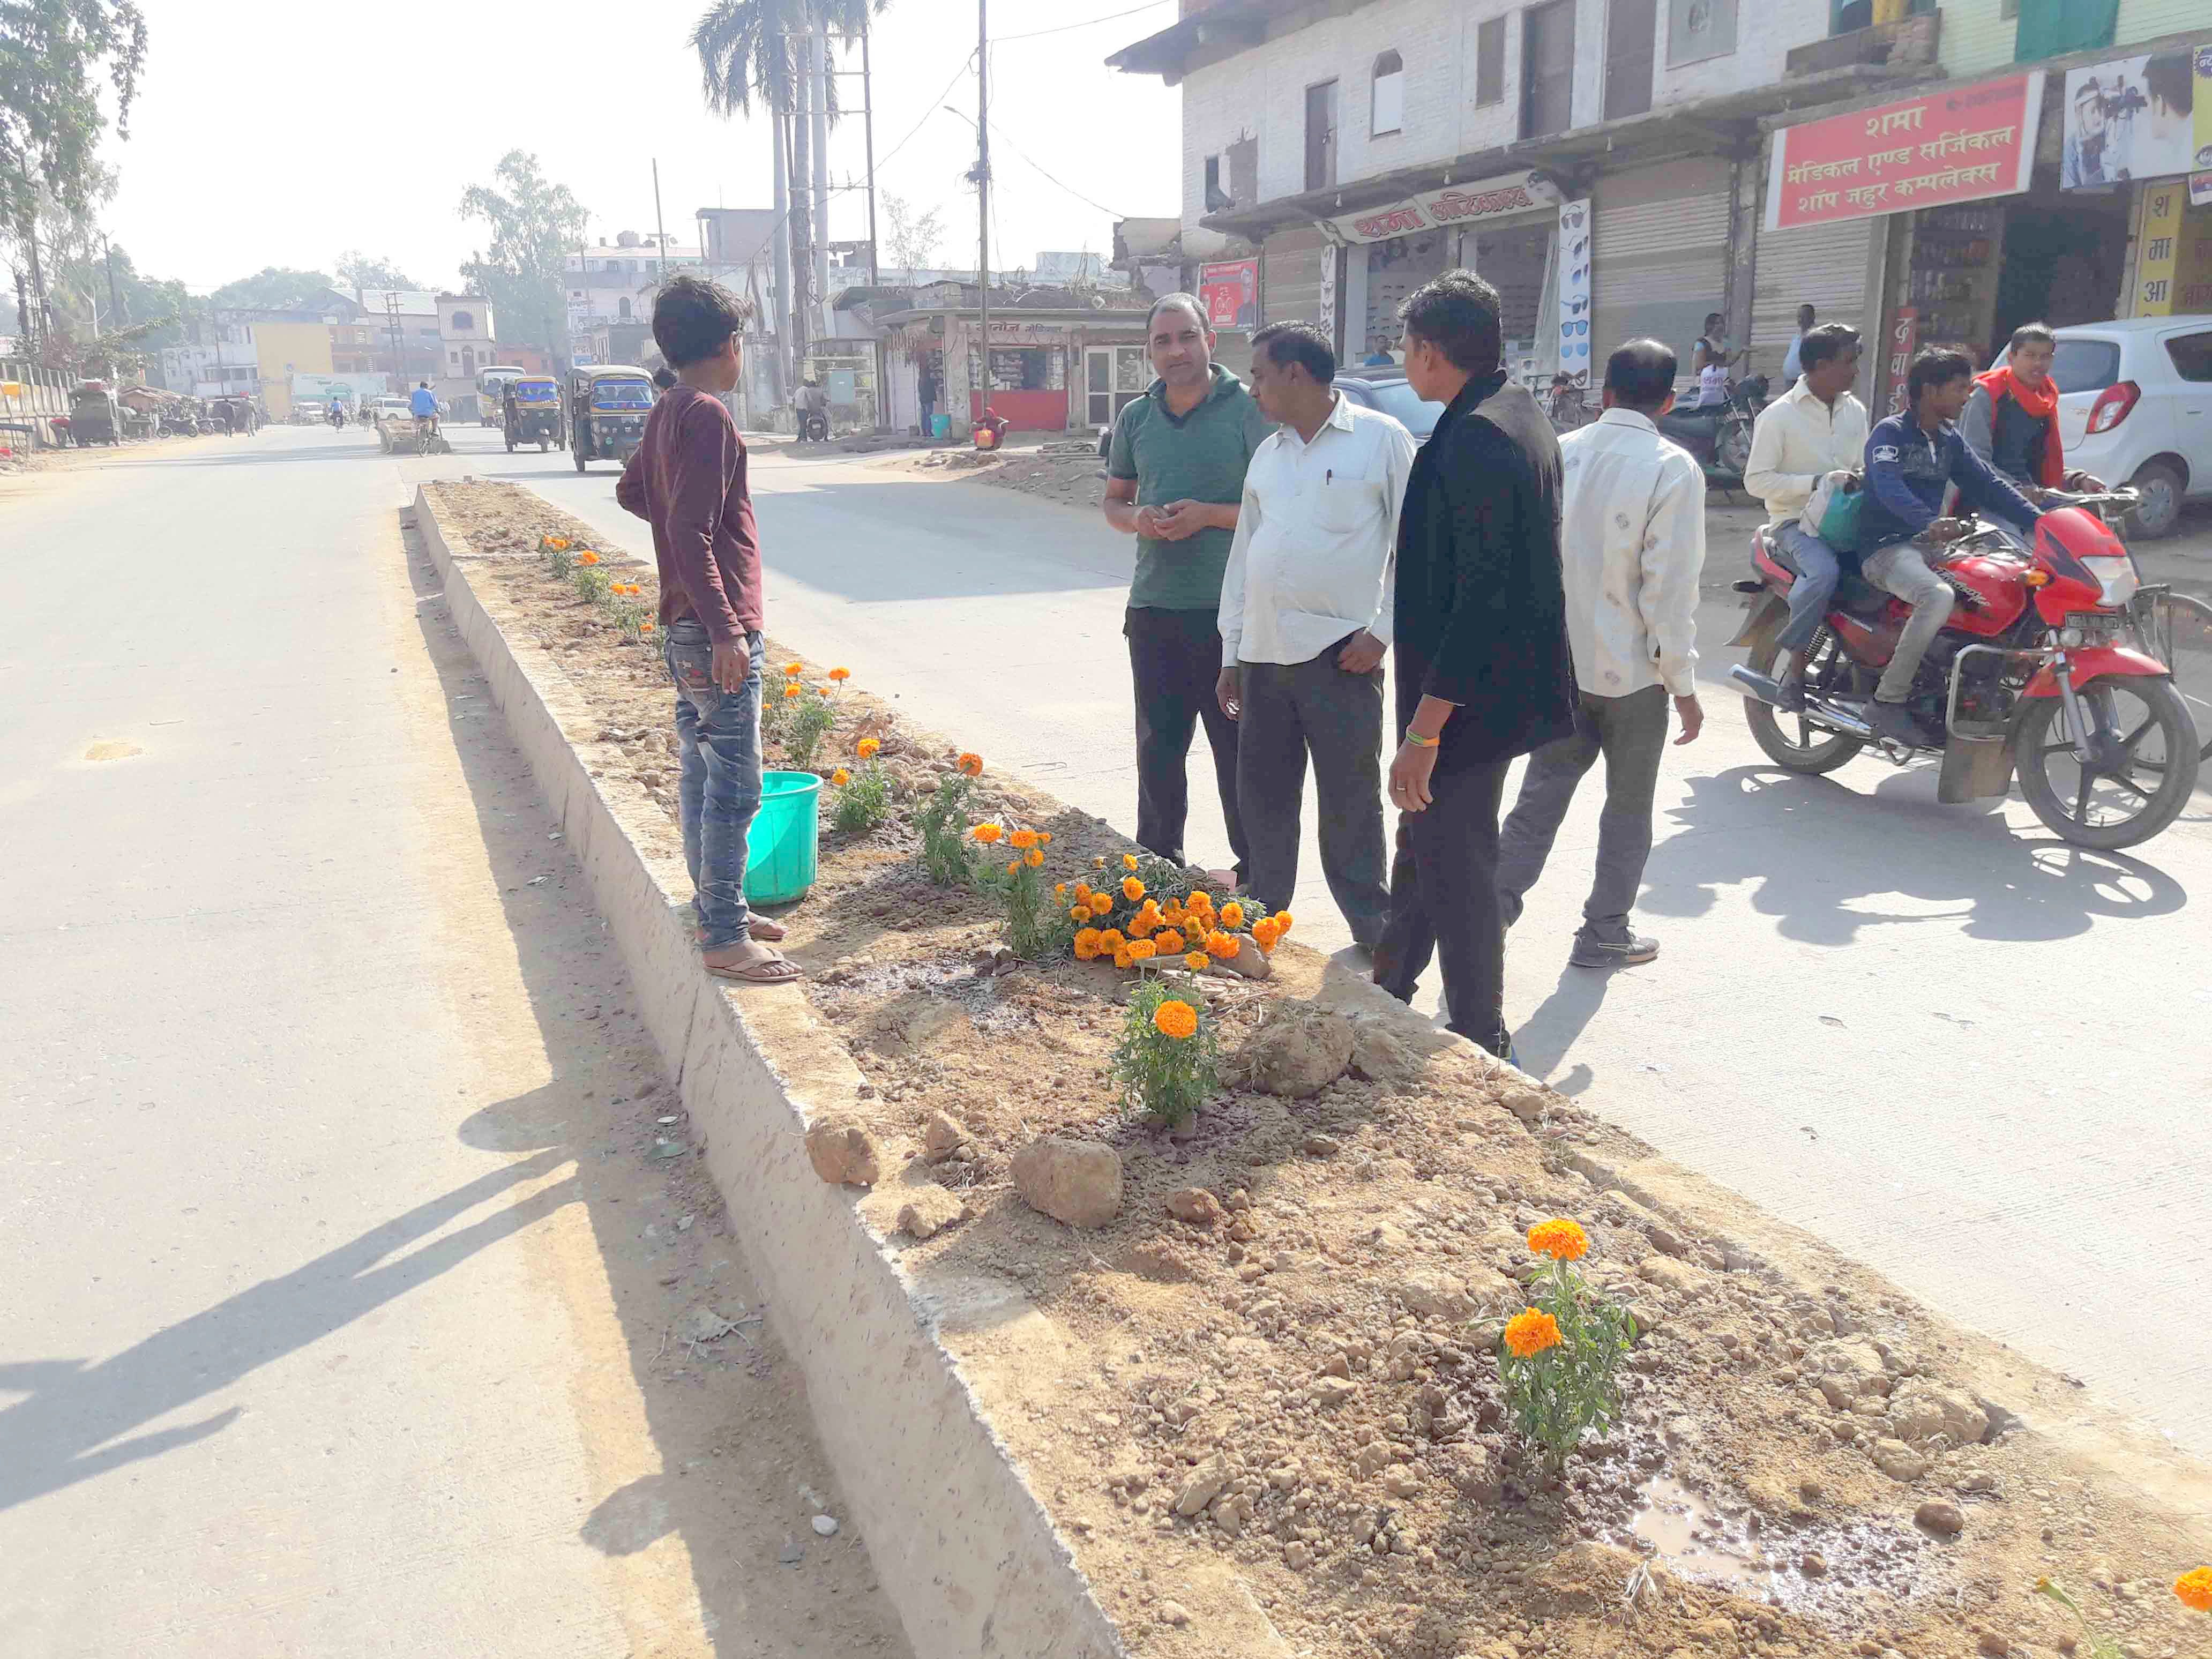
[504,375,565,452]
[567,365,654,473]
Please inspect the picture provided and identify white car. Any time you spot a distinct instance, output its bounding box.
[2044,317,2212,539]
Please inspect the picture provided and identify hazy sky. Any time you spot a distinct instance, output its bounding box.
[99,0,1183,294]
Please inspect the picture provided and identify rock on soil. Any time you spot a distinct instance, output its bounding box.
[1915,1498,1966,1536]
[1231,1007,1354,1098]
[1163,1187,1225,1227]
[923,1109,968,1159]
[805,1118,883,1187]
[1010,1136,1123,1228]
[896,1185,967,1240]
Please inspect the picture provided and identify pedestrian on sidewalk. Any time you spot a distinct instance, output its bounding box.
[1371,272,1576,1058]
[1103,293,1272,886]
[616,274,798,985]
[1216,320,1411,948]
[1496,339,1706,970]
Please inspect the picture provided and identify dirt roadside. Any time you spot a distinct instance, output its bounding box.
[428,476,2212,1659]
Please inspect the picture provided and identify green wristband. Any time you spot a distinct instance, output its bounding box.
[1404,730,1439,749]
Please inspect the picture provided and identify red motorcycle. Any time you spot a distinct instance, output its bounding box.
[1729,489,2201,850]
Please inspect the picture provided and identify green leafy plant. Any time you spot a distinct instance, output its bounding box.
[783,693,837,768]
[1108,979,1217,1128]
[828,744,892,833]
[968,821,1061,959]
[917,757,983,885]
[541,536,575,577]
[607,596,652,640]
[572,563,611,604]
[1494,1220,1636,1474]
[2033,1579,2122,1659]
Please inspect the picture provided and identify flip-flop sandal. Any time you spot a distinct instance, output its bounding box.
[696,918,789,943]
[706,954,804,985]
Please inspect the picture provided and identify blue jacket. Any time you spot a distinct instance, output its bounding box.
[1861,410,2042,550]
[410,386,437,416]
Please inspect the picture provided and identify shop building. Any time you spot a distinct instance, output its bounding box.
[1109,0,1926,393]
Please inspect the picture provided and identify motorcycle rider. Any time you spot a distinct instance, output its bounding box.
[1743,324,1869,709]
[1960,321,2104,500]
[1858,347,2045,748]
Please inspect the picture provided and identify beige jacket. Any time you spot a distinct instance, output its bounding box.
[1743,378,1870,521]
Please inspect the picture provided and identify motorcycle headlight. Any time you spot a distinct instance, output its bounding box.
[2079,554,2138,609]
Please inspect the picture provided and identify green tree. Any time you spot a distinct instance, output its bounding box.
[1,0,147,344]
[334,250,417,292]
[458,151,589,359]
[51,241,193,347]
[209,266,337,312]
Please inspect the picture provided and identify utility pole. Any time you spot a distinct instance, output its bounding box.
[974,0,991,431]
[861,17,884,429]
[652,158,670,289]
[101,234,125,328]
[810,21,831,337]
[385,292,405,393]
[771,113,792,404]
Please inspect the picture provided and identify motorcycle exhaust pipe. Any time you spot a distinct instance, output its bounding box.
[1728,665,1875,739]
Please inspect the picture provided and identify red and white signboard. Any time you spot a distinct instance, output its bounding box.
[1198,259,1259,330]
[1765,73,2044,233]
[1323,171,1560,245]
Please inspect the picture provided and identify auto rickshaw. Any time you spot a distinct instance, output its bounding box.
[503,376,565,452]
[70,382,121,446]
[567,365,654,473]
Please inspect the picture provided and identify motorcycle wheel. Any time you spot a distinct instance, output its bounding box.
[1743,632,1865,775]
[539,437,550,452]
[1716,418,1754,478]
[2015,676,2199,850]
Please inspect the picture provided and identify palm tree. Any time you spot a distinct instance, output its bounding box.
[691,0,884,375]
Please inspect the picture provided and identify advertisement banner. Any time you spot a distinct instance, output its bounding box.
[1765,74,2043,232]
[1555,199,1591,389]
[292,371,390,404]
[2133,181,2187,316]
[1324,171,1560,245]
[2196,171,2212,208]
[2061,46,2207,188]
[1197,259,1259,330]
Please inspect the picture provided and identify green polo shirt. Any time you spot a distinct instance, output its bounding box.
[1107,363,1274,611]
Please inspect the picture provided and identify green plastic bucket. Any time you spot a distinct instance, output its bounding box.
[744,769,823,905]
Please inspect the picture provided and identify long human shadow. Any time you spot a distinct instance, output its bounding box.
[0,1152,574,1511]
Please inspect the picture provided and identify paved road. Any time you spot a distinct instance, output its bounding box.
[0,424,909,1656]
[465,424,2212,1460]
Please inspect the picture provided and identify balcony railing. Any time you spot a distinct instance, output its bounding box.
[1786,10,1941,77]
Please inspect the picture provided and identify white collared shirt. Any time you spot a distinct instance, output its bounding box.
[1557,407,1706,699]
[1219,392,1414,668]
[1743,377,1871,520]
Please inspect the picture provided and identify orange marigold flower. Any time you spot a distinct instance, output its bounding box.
[1127,938,1157,961]
[828,667,851,682]
[1127,913,1156,938]
[1070,906,1089,922]
[2177,1568,2212,1613]
[1007,860,1020,876]
[1219,900,1244,928]
[782,684,801,699]
[1503,1309,1563,1359]
[1123,853,1139,871]
[1025,848,1044,868]
[1114,947,1134,969]
[957,751,983,776]
[831,768,851,786]
[1272,911,1294,933]
[1073,926,1101,952]
[578,550,601,564]
[1152,999,1199,1040]
[1527,1219,1590,1262]
[1206,930,1238,959]
[1155,929,1185,955]
[1055,883,1067,899]
[1074,938,1099,961]
[1038,832,1052,844]
[1073,883,1092,901]
[1185,952,1210,972]
[1097,929,1125,952]
[1122,876,1145,902]
[639,622,655,633]
[1009,828,1039,850]
[856,737,881,759]
[970,823,1004,844]
[783,661,803,677]
[1089,893,1112,916]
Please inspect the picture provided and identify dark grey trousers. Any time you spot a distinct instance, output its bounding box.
[1496,683,1670,942]
[1235,649,1391,947]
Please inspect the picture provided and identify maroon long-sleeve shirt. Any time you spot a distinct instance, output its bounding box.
[615,386,763,644]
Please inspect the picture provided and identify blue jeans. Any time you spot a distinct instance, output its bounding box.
[664,621,764,949]
[1774,521,1842,653]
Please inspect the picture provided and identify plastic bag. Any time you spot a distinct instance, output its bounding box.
[1802,469,1863,552]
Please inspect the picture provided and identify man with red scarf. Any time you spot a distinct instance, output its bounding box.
[1960,322,2104,504]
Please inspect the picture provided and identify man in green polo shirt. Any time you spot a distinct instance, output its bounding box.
[1104,293,1272,883]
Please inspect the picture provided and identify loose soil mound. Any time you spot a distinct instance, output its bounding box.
[427,478,2212,1659]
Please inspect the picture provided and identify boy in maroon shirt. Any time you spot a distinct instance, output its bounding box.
[616,276,797,983]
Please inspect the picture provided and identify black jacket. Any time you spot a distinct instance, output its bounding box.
[1391,370,1577,769]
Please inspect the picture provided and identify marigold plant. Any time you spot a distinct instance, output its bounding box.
[1111,980,1217,1127]
[1494,1216,1635,1474]
[781,685,836,767]
[830,736,892,833]
[856,736,880,759]
[957,751,983,777]
[2035,1579,2123,1658]
[1185,951,1210,972]
[973,820,1059,959]
[828,666,851,682]
[1010,828,1038,850]
[970,822,1004,845]
[917,763,980,886]
[2178,1568,2212,1613]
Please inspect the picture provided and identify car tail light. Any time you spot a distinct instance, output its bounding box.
[2086,380,2139,434]
[2078,554,2139,609]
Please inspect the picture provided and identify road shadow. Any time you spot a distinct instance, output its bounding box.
[1640,764,2188,946]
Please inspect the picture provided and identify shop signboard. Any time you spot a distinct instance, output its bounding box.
[2060,46,2209,189]
[1880,307,1919,418]
[2133,182,2187,317]
[1198,259,1259,330]
[1555,198,1591,389]
[2195,173,2212,208]
[1322,171,1560,245]
[1765,74,2043,232]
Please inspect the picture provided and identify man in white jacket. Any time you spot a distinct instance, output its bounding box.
[1741,325,1869,707]
[1496,339,1704,969]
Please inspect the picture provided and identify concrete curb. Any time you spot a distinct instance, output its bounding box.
[408,486,1126,1659]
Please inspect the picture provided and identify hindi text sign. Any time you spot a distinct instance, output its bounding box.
[1765,74,2044,232]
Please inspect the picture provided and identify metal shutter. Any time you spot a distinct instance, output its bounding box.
[1591,157,1732,384]
[1752,217,1877,378]
[1263,226,1329,326]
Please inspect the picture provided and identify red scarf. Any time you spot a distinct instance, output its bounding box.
[1975,365,2063,486]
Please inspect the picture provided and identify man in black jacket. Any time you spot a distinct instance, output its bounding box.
[1371,272,1578,1058]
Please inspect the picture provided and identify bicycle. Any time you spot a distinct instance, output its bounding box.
[2129,583,2212,763]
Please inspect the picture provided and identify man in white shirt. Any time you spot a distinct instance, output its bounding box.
[1496,339,1705,969]
[1741,324,1869,707]
[1217,321,1414,948]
